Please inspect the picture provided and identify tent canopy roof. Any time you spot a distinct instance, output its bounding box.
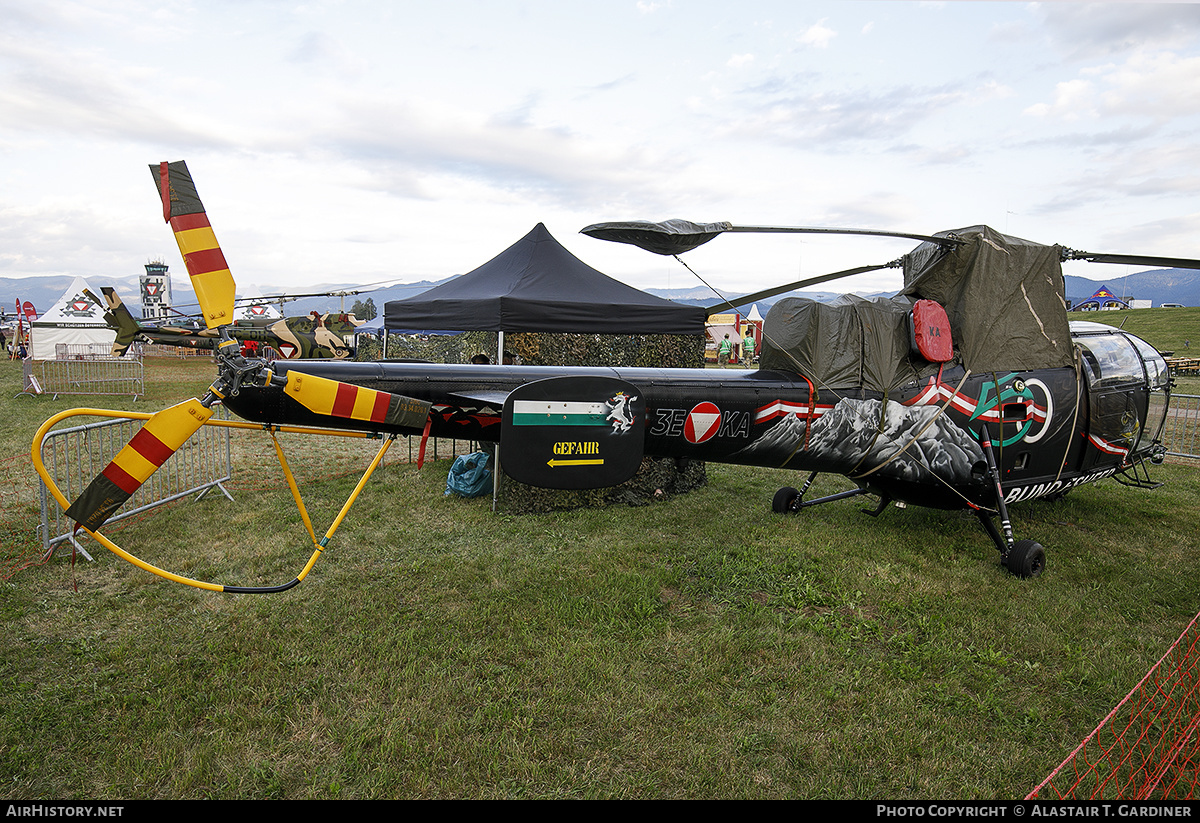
[32,276,108,328]
[29,275,115,359]
[383,223,705,335]
[1072,285,1131,310]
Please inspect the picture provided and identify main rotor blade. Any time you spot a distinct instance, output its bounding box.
[702,262,898,317]
[581,219,733,255]
[581,219,961,256]
[281,371,432,429]
[725,225,962,245]
[152,160,236,329]
[1062,250,1200,270]
[65,398,214,532]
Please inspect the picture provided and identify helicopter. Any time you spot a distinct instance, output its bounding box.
[45,160,1200,591]
[87,284,366,360]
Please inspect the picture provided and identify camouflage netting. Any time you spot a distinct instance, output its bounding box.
[499,455,708,514]
[358,330,708,513]
[354,331,493,363]
[358,330,705,369]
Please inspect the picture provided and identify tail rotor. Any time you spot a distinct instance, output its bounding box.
[63,161,431,535]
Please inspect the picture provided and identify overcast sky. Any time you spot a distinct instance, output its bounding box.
[2,0,1198,303]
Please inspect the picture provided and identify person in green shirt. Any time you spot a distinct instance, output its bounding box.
[718,333,732,367]
[742,331,755,367]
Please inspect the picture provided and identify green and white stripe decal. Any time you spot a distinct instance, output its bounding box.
[512,400,609,426]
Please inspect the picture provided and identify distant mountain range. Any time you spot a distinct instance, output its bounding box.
[643,286,857,312]
[4,267,1198,323]
[0,274,452,323]
[1063,270,1200,308]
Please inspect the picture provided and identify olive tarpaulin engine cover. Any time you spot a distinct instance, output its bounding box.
[758,226,1073,390]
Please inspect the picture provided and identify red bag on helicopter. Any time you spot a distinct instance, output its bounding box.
[911,299,954,363]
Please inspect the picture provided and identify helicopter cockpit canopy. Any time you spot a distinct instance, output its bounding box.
[1071,321,1170,391]
[1070,320,1171,463]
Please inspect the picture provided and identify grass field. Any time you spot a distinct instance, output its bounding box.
[2,350,1198,799]
[1081,305,1200,357]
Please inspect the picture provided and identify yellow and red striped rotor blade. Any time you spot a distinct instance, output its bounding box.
[65,398,214,532]
[283,371,431,430]
[152,161,235,329]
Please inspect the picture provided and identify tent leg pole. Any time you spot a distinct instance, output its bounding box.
[493,329,504,513]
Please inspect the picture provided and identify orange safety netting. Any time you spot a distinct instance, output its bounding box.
[1029,611,1200,799]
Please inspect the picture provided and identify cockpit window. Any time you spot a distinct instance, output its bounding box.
[1075,334,1143,386]
[1128,335,1169,390]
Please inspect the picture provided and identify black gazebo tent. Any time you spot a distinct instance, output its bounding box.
[383,223,705,335]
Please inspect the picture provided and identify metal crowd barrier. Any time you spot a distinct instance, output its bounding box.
[137,342,208,358]
[37,409,233,558]
[40,358,145,399]
[54,343,123,360]
[1154,393,1200,461]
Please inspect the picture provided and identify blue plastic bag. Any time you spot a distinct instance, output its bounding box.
[444,452,492,498]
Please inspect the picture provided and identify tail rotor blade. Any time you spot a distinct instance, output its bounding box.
[152,160,236,329]
[65,398,213,532]
[85,287,141,357]
[282,371,431,430]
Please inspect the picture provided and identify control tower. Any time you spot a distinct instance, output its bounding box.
[140,261,173,321]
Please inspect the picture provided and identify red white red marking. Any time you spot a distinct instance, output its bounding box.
[684,402,722,443]
[754,399,833,425]
[1086,434,1130,458]
[902,375,1048,425]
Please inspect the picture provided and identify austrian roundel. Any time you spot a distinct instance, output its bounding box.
[684,402,722,444]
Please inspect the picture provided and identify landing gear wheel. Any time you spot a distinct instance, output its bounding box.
[1005,539,1046,579]
[773,486,800,514]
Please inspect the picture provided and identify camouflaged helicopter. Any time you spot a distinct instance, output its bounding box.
[88,286,365,360]
[43,160,1200,592]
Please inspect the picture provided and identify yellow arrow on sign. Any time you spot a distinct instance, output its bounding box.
[547,458,605,468]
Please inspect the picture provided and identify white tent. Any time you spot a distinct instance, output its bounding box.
[30,276,115,359]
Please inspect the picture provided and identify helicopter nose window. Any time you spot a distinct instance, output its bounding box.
[1128,335,1169,390]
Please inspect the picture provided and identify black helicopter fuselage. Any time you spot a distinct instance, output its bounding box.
[47,162,1194,587]
[224,321,1169,513]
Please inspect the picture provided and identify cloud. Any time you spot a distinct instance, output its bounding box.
[0,27,231,150]
[1102,212,1200,258]
[1020,136,1200,226]
[636,1,668,14]
[1024,50,1200,130]
[310,93,696,211]
[716,77,979,148]
[286,30,370,77]
[1024,77,1097,120]
[0,200,149,277]
[1095,50,1200,120]
[796,19,836,49]
[1038,2,1200,61]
